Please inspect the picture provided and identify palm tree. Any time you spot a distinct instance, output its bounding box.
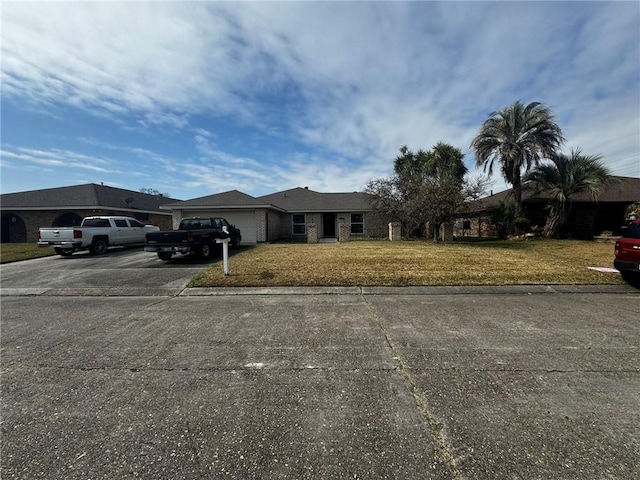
[523,148,614,238]
[470,101,564,224]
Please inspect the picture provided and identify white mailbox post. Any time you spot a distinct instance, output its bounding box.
[215,237,230,276]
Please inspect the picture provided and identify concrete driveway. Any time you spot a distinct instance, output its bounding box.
[1,255,639,478]
[0,247,229,296]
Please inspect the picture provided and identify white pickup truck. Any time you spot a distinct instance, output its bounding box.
[37,216,160,256]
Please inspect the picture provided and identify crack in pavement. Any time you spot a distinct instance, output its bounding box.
[361,293,464,480]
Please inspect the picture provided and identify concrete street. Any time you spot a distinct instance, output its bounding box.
[1,251,639,479]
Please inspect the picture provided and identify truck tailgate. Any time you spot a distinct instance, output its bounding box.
[39,228,77,241]
[145,231,190,244]
[615,237,640,263]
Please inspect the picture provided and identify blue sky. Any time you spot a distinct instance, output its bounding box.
[2,1,639,200]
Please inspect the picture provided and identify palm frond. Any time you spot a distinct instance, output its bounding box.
[470,100,565,189]
[525,147,613,206]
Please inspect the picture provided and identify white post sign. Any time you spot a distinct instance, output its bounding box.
[216,238,230,276]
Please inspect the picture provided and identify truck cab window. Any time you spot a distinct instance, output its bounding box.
[83,219,110,227]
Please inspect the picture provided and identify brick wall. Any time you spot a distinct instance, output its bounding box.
[307,223,318,243]
[255,210,266,242]
[338,221,350,242]
[1,209,173,243]
[453,216,498,238]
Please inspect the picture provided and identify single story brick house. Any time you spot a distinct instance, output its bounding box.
[160,187,379,244]
[0,184,178,243]
[457,176,640,239]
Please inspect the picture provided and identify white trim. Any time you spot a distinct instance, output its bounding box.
[160,204,286,212]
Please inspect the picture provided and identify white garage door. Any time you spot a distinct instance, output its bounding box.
[181,210,257,245]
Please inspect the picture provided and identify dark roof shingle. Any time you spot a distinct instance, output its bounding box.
[161,190,266,209]
[258,187,370,212]
[470,176,640,212]
[0,183,179,213]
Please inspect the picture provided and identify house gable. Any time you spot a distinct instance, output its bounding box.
[258,187,371,212]
[161,190,274,210]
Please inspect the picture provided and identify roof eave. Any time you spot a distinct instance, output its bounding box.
[1,205,173,215]
[160,204,287,212]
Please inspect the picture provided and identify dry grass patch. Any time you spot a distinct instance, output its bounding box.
[189,239,623,287]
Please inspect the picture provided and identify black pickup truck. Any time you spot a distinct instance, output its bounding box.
[144,217,241,260]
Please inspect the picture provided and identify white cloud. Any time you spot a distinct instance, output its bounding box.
[1,1,638,198]
[1,146,114,173]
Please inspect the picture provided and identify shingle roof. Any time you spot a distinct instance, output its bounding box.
[258,187,371,212]
[159,187,372,212]
[470,176,640,212]
[160,190,272,209]
[0,183,179,213]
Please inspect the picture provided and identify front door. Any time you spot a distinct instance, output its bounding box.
[323,213,336,238]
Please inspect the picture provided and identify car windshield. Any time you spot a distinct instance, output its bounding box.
[623,222,640,239]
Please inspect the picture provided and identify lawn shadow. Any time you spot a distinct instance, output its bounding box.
[454,237,537,250]
[157,245,256,265]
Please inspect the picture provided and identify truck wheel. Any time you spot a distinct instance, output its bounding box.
[231,235,241,248]
[200,243,212,259]
[157,252,173,261]
[89,238,108,255]
[54,247,74,257]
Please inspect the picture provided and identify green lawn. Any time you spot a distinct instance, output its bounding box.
[189,239,624,287]
[1,243,56,263]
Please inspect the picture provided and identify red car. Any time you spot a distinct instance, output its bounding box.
[614,220,640,283]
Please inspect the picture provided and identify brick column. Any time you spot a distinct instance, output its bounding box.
[388,222,401,241]
[441,222,454,242]
[307,223,318,243]
[338,221,350,242]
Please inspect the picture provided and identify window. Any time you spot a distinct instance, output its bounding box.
[180,219,201,229]
[83,218,111,227]
[114,219,128,227]
[350,213,364,234]
[128,219,145,228]
[292,214,306,235]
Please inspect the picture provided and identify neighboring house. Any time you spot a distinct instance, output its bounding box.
[459,176,640,239]
[1,183,179,243]
[160,187,378,244]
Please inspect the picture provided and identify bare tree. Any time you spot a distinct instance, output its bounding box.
[140,187,169,197]
[366,144,488,242]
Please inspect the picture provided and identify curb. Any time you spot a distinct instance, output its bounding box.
[180,284,638,296]
[2,285,636,297]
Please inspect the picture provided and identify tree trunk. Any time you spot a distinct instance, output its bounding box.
[542,203,565,238]
[512,169,523,234]
[433,222,441,243]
